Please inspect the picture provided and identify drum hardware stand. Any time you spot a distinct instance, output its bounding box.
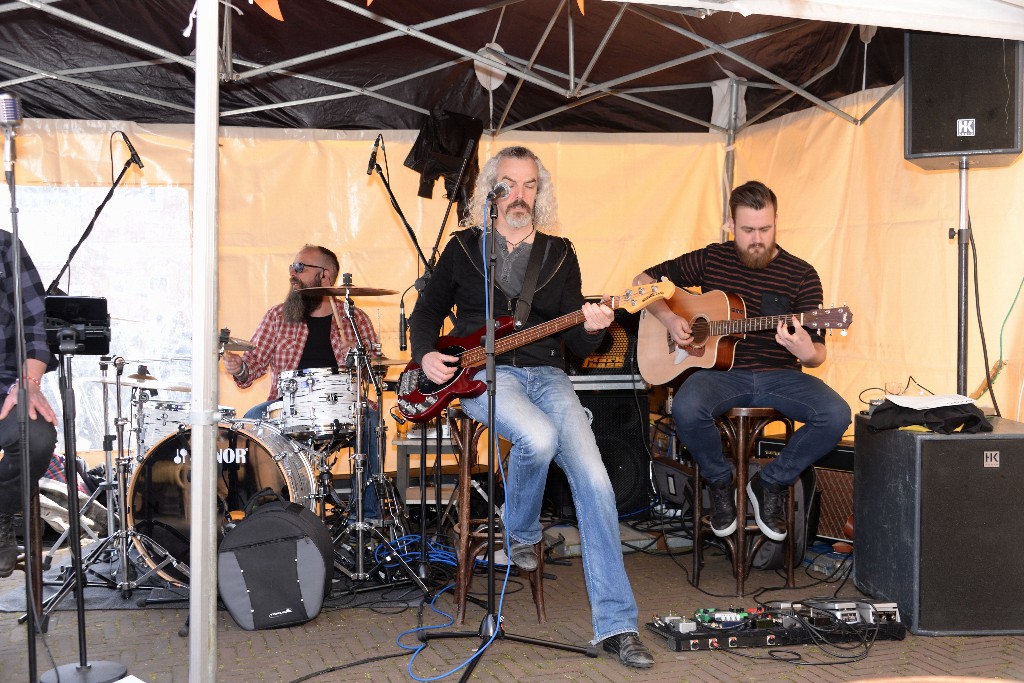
[32,358,189,620]
[325,282,431,598]
[42,358,117,569]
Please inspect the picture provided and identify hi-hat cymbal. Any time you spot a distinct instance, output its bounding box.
[128,369,158,381]
[81,376,192,392]
[300,286,397,297]
[221,336,255,352]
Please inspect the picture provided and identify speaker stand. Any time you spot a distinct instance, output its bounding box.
[955,157,969,395]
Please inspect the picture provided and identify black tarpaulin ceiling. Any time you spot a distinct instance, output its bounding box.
[0,0,911,133]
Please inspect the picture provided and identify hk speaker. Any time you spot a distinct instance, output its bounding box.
[544,390,651,519]
[853,414,1024,635]
[905,32,1023,169]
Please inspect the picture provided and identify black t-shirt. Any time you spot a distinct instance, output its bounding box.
[297,314,338,370]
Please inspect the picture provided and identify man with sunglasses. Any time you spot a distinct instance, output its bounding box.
[223,244,383,519]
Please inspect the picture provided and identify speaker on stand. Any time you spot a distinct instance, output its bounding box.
[904,31,1023,393]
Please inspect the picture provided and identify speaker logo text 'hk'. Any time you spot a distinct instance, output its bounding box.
[983,450,1000,468]
[957,119,976,137]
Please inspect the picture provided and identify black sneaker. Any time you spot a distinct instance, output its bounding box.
[0,513,17,578]
[747,472,788,541]
[602,632,654,669]
[707,478,737,537]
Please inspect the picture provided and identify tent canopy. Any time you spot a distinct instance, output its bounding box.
[0,0,918,133]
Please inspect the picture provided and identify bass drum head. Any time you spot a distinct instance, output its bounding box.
[126,421,314,585]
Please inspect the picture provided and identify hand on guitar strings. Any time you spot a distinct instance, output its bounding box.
[421,350,459,385]
[581,301,615,333]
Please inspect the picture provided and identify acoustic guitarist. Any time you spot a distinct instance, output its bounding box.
[634,180,851,542]
[409,146,654,669]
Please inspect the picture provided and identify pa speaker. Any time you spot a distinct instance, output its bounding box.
[853,414,1024,635]
[544,390,651,519]
[905,32,1023,169]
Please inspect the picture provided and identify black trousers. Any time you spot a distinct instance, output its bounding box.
[0,411,57,515]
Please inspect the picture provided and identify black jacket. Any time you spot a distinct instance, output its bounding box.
[409,227,605,369]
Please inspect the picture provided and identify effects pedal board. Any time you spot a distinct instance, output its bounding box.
[647,601,906,652]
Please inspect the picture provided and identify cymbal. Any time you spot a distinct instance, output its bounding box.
[370,357,408,368]
[221,336,255,352]
[300,286,398,298]
[128,369,158,381]
[80,376,192,392]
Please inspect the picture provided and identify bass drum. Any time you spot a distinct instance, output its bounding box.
[126,420,315,585]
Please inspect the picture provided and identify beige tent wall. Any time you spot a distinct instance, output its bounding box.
[735,86,1024,421]
[14,87,1024,471]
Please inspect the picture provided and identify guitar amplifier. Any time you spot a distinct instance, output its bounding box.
[759,437,854,542]
[566,308,640,376]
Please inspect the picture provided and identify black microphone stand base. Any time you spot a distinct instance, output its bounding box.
[41,660,127,683]
[421,611,597,682]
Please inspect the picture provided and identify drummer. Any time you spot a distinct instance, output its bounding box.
[223,244,383,521]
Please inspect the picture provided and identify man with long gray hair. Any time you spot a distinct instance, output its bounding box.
[409,146,654,668]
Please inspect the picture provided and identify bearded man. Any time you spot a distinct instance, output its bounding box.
[224,244,382,518]
[634,180,850,541]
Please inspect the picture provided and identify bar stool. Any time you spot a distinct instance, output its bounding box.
[444,406,546,625]
[692,407,797,596]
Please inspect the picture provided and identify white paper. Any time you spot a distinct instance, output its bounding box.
[884,393,975,410]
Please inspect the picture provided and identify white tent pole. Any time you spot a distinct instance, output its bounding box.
[189,0,220,679]
[721,78,739,242]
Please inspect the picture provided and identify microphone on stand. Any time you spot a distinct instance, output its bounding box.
[0,92,22,176]
[486,182,510,200]
[120,132,144,169]
[399,300,408,352]
[366,134,381,175]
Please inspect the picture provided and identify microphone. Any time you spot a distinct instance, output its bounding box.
[398,300,408,352]
[0,93,22,174]
[486,182,510,200]
[121,132,144,169]
[366,134,381,175]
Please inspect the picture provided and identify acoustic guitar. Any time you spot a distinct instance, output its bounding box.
[636,288,852,386]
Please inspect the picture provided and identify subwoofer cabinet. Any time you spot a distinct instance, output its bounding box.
[853,414,1024,635]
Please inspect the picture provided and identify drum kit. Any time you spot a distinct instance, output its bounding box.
[52,279,425,604]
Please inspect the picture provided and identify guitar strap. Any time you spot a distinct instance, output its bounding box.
[512,232,549,330]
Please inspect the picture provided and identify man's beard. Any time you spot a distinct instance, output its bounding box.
[737,242,776,270]
[504,199,534,230]
[282,281,319,323]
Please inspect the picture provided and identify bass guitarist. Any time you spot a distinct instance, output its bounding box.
[409,146,654,669]
[634,180,851,543]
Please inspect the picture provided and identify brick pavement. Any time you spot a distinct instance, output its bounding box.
[3,543,1024,682]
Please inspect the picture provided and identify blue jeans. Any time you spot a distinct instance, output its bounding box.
[244,400,381,518]
[459,365,639,643]
[672,369,852,487]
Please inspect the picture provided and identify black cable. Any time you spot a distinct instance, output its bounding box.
[967,218,1001,416]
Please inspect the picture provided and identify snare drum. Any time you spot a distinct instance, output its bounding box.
[126,421,314,584]
[276,367,359,438]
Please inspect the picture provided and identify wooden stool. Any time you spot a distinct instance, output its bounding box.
[692,407,797,596]
[445,407,546,625]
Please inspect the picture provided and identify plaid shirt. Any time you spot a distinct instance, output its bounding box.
[0,232,51,388]
[233,302,379,401]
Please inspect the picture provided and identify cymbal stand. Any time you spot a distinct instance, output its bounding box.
[35,359,189,614]
[327,282,430,597]
[41,356,117,567]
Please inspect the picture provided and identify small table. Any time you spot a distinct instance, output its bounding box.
[392,433,457,502]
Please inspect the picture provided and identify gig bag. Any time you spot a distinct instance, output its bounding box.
[217,495,333,630]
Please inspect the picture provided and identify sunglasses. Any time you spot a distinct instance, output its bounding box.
[289,262,327,275]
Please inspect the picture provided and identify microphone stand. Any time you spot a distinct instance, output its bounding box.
[3,120,125,682]
[46,156,137,295]
[421,198,590,682]
[5,120,42,682]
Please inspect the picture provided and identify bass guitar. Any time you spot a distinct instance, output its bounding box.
[396,280,676,422]
[636,288,852,386]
